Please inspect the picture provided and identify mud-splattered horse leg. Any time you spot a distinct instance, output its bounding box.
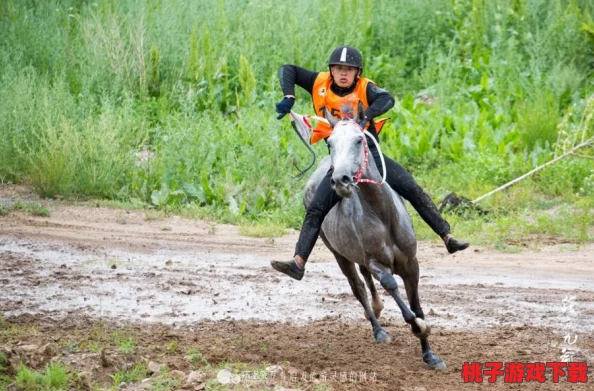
[359,265,384,319]
[331,253,391,344]
[368,260,445,370]
[403,258,446,370]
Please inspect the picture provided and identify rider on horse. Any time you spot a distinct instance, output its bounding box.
[271,45,469,280]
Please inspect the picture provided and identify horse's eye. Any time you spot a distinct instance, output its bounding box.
[356,138,363,145]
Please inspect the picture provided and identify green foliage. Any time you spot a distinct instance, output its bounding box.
[0,352,11,387]
[0,323,37,344]
[0,0,593,239]
[0,204,10,216]
[111,362,147,388]
[149,44,161,97]
[15,363,70,391]
[165,340,179,354]
[238,55,256,107]
[239,221,287,238]
[186,347,208,366]
[112,332,135,355]
[150,369,181,391]
[515,92,559,150]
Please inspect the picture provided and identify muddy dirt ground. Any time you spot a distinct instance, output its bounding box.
[1,185,593,390]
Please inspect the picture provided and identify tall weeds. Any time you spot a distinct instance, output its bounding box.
[0,0,592,227]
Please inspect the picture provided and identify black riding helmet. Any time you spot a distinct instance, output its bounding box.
[328,45,363,70]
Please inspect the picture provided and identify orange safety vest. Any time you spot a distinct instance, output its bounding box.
[310,72,387,144]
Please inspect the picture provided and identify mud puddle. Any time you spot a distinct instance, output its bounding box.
[1,185,594,390]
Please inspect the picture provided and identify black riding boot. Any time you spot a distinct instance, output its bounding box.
[271,168,340,280]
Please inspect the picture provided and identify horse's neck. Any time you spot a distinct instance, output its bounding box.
[358,180,397,216]
[357,163,399,221]
[358,181,391,202]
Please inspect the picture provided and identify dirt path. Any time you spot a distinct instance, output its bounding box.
[1,185,593,390]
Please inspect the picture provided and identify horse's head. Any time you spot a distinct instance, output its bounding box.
[325,104,368,198]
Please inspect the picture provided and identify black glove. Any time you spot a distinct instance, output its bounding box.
[275,97,295,119]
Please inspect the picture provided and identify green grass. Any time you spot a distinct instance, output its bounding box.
[0,204,9,216]
[149,369,181,391]
[165,340,179,354]
[409,184,594,249]
[0,0,593,241]
[0,200,50,217]
[0,352,11,388]
[186,348,209,367]
[113,335,135,355]
[0,323,37,344]
[82,342,103,353]
[15,363,70,391]
[60,341,81,354]
[238,221,287,238]
[110,362,147,389]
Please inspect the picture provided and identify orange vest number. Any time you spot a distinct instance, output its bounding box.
[310,72,371,144]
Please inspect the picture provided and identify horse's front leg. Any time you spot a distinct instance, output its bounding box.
[359,264,384,319]
[332,254,390,344]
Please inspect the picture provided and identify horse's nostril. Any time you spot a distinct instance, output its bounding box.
[330,178,336,187]
[341,175,350,185]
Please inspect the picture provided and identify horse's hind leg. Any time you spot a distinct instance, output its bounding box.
[359,265,384,320]
[403,258,446,370]
[333,255,390,344]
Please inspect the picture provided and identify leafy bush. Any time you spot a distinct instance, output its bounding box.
[0,0,592,231]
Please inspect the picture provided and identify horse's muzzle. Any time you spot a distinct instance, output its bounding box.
[331,175,354,198]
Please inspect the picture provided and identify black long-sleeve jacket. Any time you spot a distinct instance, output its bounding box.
[278,65,395,129]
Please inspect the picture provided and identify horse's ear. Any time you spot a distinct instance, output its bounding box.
[356,101,366,123]
[323,107,338,128]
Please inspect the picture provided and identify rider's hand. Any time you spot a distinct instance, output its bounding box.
[275,96,295,119]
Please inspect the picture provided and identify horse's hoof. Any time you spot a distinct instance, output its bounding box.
[428,358,447,370]
[374,329,391,344]
[413,318,431,338]
[423,351,446,370]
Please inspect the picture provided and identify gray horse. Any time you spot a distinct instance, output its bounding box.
[304,109,445,370]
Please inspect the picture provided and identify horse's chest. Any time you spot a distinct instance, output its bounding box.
[322,202,394,260]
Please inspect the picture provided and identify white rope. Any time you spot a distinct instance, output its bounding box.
[472,135,594,204]
[363,130,386,185]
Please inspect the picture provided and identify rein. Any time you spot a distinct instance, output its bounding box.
[352,123,386,186]
[292,113,387,186]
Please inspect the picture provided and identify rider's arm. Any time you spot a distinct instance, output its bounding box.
[365,83,395,119]
[278,65,319,97]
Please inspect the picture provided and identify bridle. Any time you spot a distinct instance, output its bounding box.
[343,119,387,187]
[293,113,387,186]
